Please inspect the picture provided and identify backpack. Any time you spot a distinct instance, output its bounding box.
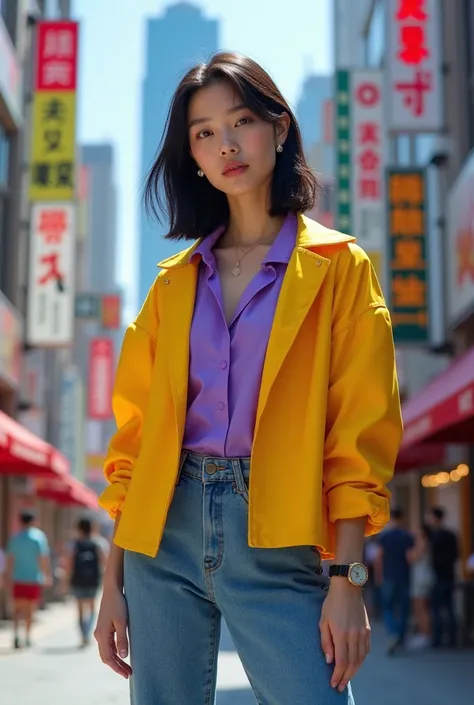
[71,539,100,589]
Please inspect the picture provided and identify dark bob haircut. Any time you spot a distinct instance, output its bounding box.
[144,51,319,241]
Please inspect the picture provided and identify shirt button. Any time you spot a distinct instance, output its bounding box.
[219,361,228,370]
[218,402,225,411]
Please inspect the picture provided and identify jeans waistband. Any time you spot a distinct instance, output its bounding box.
[178,451,250,488]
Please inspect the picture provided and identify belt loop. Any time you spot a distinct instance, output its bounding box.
[231,458,247,492]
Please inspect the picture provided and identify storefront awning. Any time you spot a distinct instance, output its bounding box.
[36,474,98,510]
[400,348,474,451]
[0,410,69,477]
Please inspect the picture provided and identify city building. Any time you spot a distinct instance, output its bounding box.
[0,0,98,617]
[297,74,335,228]
[333,0,474,600]
[138,2,219,307]
[75,144,122,498]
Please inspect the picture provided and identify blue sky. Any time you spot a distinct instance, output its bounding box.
[73,0,333,314]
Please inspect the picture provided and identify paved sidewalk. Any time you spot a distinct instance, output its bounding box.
[0,602,473,704]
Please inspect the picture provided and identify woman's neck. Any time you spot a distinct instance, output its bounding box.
[222,192,285,248]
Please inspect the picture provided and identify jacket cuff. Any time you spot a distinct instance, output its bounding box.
[327,486,390,536]
[98,482,127,520]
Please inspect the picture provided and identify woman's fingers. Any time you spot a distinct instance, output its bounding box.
[94,626,132,679]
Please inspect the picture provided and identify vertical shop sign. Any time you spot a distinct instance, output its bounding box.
[88,338,114,420]
[27,203,75,346]
[335,70,351,233]
[351,70,386,281]
[386,0,442,131]
[29,21,79,200]
[387,169,429,343]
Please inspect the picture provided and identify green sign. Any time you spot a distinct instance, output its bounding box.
[387,168,429,344]
[335,70,351,234]
[75,293,101,319]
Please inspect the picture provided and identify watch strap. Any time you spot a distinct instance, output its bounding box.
[329,564,350,578]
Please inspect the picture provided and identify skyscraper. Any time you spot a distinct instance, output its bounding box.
[138,3,219,306]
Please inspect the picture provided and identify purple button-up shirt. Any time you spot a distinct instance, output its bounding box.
[183,213,297,458]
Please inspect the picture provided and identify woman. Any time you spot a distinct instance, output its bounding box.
[94,52,402,704]
[408,524,434,649]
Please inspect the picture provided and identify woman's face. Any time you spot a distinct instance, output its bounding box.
[188,80,289,198]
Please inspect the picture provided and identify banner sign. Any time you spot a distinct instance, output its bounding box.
[27,203,75,346]
[387,169,429,343]
[335,70,351,234]
[386,0,442,131]
[29,21,79,201]
[88,337,114,420]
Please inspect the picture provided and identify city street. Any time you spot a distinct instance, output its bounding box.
[0,600,473,704]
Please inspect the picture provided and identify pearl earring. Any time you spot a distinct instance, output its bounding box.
[197,169,204,177]
[276,145,283,153]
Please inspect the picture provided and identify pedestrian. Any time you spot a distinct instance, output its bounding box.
[426,506,459,648]
[4,511,52,649]
[67,518,107,648]
[377,508,414,655]
[407,524,434,649]
[94,51,402,704]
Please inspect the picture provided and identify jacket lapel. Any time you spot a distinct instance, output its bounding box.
[255,246,330,430]
[158,261,198,437]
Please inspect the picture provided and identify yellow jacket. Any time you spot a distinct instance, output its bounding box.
[99,214,402,558]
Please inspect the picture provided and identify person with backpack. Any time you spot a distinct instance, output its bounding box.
[67,518,106,647]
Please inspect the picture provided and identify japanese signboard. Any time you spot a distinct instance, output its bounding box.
[351,70,386,280]
[58,365,84,479]
[88,337,114,420]
[335,70,351,234]
[446,149,474,326]
[101,293,121,330]
[387,169,429,343]
[386,0,442,131]
[75,293,101,319]
[27,203,76,346]
[29,21,79,201]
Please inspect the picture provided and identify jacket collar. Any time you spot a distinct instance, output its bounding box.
[156,214,356,270]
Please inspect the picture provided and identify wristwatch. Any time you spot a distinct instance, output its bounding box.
[329,562,369,587]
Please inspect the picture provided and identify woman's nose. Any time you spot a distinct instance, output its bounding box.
[220,141,239,157]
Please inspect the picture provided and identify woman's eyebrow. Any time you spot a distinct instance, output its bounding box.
[188,103,247,129]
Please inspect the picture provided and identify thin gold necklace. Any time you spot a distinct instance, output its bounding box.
[230,236,275,277]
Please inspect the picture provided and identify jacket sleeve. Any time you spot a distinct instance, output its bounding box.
[98,287,158,519]
[323,246,403,536]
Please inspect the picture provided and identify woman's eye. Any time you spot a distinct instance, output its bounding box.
[196,129,212,139]
[236,116,252,126]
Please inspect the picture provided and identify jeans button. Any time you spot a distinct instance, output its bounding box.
[206,463,217,475]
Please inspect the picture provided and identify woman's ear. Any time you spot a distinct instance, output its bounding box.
[275,112,291,147]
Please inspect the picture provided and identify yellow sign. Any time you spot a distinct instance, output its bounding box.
[29,91,76,200]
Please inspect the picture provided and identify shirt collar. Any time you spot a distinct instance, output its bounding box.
[191,212,297,271]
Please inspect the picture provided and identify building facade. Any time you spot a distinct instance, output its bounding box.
[0,0,99,617]
[333,0,474,609]
[138,2,219,307]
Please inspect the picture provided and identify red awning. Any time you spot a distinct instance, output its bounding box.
[401,348,474,451]
[0,410,69,477]
[36,474,98,510]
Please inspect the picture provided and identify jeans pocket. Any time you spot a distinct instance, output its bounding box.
[232,478,249,505]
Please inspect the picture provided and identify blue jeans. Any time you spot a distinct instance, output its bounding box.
[124,452,355,704]
[431,581,457,647]
[381,580,410,643]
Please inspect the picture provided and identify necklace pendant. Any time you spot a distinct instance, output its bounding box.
[231,265,241,277]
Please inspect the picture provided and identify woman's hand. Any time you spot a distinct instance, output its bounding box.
[94,585,133,679]
[319,579,370,692]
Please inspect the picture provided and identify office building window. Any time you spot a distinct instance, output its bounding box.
[365,0,385,68]
[0,126,9,187]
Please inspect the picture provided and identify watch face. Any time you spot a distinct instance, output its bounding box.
[348,563,369,587]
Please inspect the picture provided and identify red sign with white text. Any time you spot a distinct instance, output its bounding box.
[386,0,442,131]
[88,338,114,420]
[35,21,79,92]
